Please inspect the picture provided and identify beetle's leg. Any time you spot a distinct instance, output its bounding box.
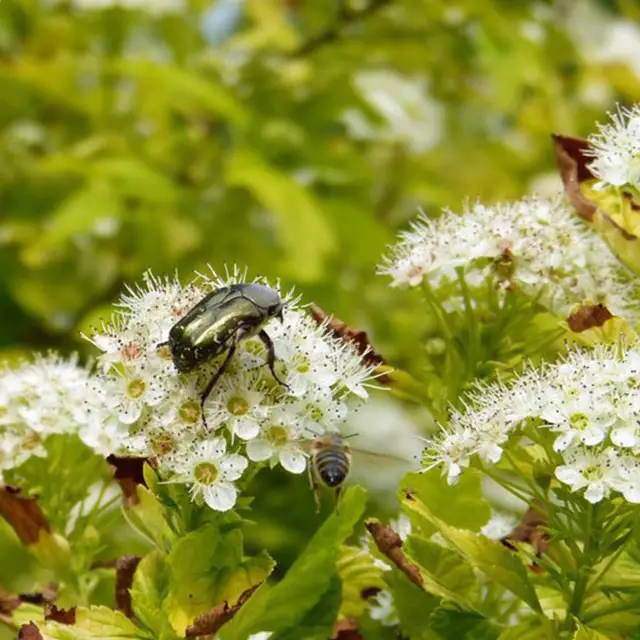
[308,463,321,513]
[258,329,289,389]
[200,344,237,429]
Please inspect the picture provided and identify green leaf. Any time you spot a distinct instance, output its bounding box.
[402,492,541,614]
[122,486,176,551]
[116,60,248,127]
[271,575,342,640]
[497,620,550,640]
[401,470,491,535]
[167,522,273,635]
[35,606,151,639]
[573,624,614,640]
[226,149,335,282]
[129,550,178,640]
[337,544,386,618]
[40,184,123,244]
[387,570,441,640]
[90,157,181,204]
[220,486,367,639]
[404,535,484,613]
[430,607,500,640]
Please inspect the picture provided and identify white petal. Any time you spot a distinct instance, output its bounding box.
[279,448,306,474]
[585,482,606,504]
[612,426,637,448]
[233,417,261,440]
[220,454,248,481]
[347,382,369,399]
[203,481,237,512]
[308,369,339,388]
[580,426,606,447]
[118,401,142,425]
[622,482,640,503]
[553,431,575,453]
[555,466,585,489]
[246,438,274,462]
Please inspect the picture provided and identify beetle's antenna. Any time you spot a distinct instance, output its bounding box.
[343,433,360,439]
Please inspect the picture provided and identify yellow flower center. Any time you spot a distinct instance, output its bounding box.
[194,462,218,485]
[266,425,288,447]
[179,401,200,424]
[570,413,588,431]
[127,379,146,399]
[227,395,249,416]
[151,433,175,456]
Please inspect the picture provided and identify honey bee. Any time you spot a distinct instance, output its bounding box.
[307,434,352,512]
[306,433,411,512]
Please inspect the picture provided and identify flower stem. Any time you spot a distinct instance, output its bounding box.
[567,502,596,626]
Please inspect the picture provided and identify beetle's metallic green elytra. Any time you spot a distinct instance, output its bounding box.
[165,283,287,423]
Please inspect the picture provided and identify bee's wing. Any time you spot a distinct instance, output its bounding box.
[348,446,413,464]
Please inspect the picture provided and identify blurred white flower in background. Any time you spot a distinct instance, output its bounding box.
[343,70,444,153]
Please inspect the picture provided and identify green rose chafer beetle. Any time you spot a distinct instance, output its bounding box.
[162,283,288,425]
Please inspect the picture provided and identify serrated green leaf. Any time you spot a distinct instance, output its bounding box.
[129,550,178,639]
[35,606,151,639]
[220,486,367,639]
[401,470,491,535]
[226,149,335,282]
[403,492,541,613]
[497,620,549,640]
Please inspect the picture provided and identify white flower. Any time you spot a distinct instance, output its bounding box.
[246,409,307,474]
[204,372,270,440]
[379,196,638,320]
[587,104,640,191]
[171,438,248,512]
[423,344,640,505]
[555,448,622,504]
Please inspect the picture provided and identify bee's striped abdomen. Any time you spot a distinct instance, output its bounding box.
[314,447,350,488]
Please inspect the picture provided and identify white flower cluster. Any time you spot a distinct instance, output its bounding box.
[86,268,376,512]
[587,104,640,191]
[425,344,640,504]
[0,354,120,480]
[379,196,637,319]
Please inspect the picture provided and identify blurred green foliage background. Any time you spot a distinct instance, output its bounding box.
[2,0,640,613]
[3,0,640,373]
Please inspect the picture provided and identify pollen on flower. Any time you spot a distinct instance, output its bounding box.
[85,266,376,511]
[423,343,640,505]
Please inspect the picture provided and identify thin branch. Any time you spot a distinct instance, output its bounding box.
[291,0,394,57]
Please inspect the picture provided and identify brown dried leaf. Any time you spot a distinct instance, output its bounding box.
[184,583,261,637]
[567,304,614,333]
[308,304,389,377]
[501,499,549,574]
[0,486,50,545]
[18,623,43,640]
[365,521,423,588]
[332,618,363,639]
[115,555,142,619]
[44,603,76,624]
[107,455,148,507]
[552,134,597,221]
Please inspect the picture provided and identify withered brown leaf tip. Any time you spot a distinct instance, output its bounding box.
[567,303,614,333]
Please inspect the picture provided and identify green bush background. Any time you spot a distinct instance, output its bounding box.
[2,0,640,630]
